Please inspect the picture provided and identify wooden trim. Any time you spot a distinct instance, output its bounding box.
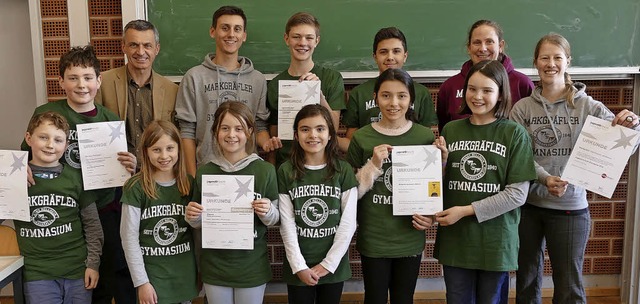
[262,287,620,301]
[165,67,638,84]
[67,0,90,47]
[621,74,640,304]
[28,0,46,106]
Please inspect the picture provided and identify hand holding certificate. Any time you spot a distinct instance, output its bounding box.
[392,145,443,215]
[277,80,321,140]
[0,150,29,221]
[77,121,130,190]
[561,115,640,198]
[201,175,255,250]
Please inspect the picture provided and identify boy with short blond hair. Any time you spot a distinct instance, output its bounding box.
[267,12,347,166]
[22,45,137,304]
[17,111,103,303]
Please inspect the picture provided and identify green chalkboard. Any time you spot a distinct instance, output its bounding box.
[148,0,640,75]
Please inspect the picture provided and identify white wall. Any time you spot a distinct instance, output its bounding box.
[0,0,37,149]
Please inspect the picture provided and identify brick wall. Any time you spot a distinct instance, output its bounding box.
[39,0,634,284]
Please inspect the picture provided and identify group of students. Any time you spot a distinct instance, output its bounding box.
[11,4,640,304]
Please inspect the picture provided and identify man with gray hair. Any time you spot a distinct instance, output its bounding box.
[97,19,178,156]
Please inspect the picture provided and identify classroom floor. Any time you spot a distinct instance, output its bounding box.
[0,296,622,304]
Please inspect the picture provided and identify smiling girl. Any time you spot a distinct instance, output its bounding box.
[434,60,536,304]
[278,104,358,304]
[185,101,279,304]
[346,68,444,304]
[120,120,197,304]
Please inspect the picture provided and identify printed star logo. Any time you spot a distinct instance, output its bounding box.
[304,82,320,102]
[10,153,26,175]
[611,128,637,150]
[234,178,251,201]
[109,122,124,144]
[422,147,439,171]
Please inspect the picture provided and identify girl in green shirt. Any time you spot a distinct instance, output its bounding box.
[120,120,198,304]
[278,104,358,304]
[185,101,279,304]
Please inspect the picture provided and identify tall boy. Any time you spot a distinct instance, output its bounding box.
[343,27,438,140]
[267,12,348,166]
[22,45,137,304]
[175,5,272,175]
[17,111,103,303]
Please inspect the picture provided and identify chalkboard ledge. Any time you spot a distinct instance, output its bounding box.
[164,66,640,84]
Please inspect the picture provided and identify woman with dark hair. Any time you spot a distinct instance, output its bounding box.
[437,19,534,132]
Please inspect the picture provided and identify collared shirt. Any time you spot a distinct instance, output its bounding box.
[126,70,154,156]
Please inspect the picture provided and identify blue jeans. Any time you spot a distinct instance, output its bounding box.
[443,265,509,304]
[24,278,92,304]
[516,204,590,304]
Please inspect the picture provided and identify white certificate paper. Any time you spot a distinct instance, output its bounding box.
[392,145,443,215]
[77,121,130,190]
[277,80,321,140]
[561,115,640,198]
[0,150,29,221]
[201,175,255,250]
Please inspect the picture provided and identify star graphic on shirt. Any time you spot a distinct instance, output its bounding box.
[10,153,26,175]
[304,82,320,102]
[422,147,439,171]
[610,128,638,150]
[109,122,124,145]
[234,177,252,201]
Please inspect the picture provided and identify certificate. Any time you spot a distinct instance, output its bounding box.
[76,121,130,190]
[201,175,255,250]
[277,80,321,140]
[0,150,29,221]
[561,115,640,198]
[392,145,443,215]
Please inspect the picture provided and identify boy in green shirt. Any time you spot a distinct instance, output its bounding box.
[22,46,138,304]
[17,111,103,303]
[267,12,348,166]
[343,27,438,143]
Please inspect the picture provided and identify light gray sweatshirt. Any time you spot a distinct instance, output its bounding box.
[175,54,269,167]
[511,82,639,210]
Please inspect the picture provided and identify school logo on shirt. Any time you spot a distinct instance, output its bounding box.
[218,90,238,104]
[533,125,562,147]
[460,152,487,181]
[64,142,81,169]
[31,207,59,227]
[383,167,393,191]
[153,217,179,246]
[456,89,464,98]
[301,198,329,227]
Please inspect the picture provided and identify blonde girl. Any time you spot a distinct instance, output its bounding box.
[120,120,198,304]
[185,101,279,304]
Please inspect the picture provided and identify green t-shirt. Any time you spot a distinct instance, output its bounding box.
[121,176,198,303]
[15,164,96,281]
[346,123,435,257]
[267,65,346,167]
[343,78,438,129]
[434,118,536,271]
[21,99,121,209]
[277,159,358,286]
[192,159,278,287]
